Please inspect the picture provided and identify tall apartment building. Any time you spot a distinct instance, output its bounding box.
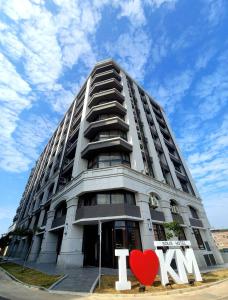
[8,59,223,269]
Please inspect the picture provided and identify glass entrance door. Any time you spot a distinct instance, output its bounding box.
[83,221,141,268]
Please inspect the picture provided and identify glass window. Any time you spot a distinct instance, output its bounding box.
[115,221,126,228]
[111,192,125,204]
[178,227,187,240]
[98,160,110,168]
[125,193,135,205]
[153,223,166,241]
[189,206,199,219]
[193,228,205,249]
[97,193,110,204]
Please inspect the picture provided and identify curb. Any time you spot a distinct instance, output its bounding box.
[48,274,69,290]
[92,278,228,297]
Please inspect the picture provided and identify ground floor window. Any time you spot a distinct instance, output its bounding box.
[193,228,205,249]
[153,223,166,241]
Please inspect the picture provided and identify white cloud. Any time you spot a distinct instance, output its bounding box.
[114,0,146,26]
[151,70,193,113]
[203,0,226,27]
[106,29,151,81]
[194,55,228,120]
[0,0,39,21]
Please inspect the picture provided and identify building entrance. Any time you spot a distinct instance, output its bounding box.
[82,220,141,268]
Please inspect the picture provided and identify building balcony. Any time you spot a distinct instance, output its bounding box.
[51,215,66,229]
[160,160,169,172]
[81,137,132,159]
[84,117,129,139]
[154,140,163,152]
[90,78,122,96]
[189,218,203,228]
[159,125,169,136]
[62,158,74,172]
[75,204,141,224]
[164,138,176,150]
[175,170,187,181]
[150,209,165,222]
[91,69,121,86]
[91,62,120,78]
[68,125,80,141]
[86,101,126,122]
[169,152,181,164]
[65,139,77,155]
[172,213,184,224]
[88,88,125,108]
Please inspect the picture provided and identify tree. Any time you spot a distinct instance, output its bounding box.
[163,221,182,240]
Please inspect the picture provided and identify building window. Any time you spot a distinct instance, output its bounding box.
[178,227,186,240]
[189,206,199,219]
[153,223,166,241]
[193,228,205,249]
[88,152,130,169]
[91,130,127,142]
[78,190,135,207]
[94,113,124,122]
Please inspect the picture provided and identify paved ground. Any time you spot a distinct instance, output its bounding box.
[3,258,228,294]
[3,258,120,293]
[0,269,228,300]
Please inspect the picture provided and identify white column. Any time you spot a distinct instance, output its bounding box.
[57,197,84,267]
[136,193,154,250]
[37,210,58,263]
[121,73,144,172]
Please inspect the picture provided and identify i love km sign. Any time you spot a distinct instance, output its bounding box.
[115,240,202,290]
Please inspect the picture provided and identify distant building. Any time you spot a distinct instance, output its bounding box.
[7,59,223,269]
[211,229,228,250]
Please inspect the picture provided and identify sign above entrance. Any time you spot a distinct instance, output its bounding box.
[154,240,191,247]
[115,240,202,291]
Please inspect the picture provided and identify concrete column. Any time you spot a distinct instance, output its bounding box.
[37,210,58,263]
[14,239,24,258]
[136,193,154,250]
[57,197,83,267]
[72,78,91,177]
[27,234,44,262]
[37,208,45,228]
[121,73,145,172]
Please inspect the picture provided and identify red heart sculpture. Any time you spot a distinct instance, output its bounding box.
[129,249,159,286]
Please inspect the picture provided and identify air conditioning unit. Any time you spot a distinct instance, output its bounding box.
[171,205,179,214]
[149,195,159,208]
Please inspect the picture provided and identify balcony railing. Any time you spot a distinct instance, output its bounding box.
[88,88,124,108]
[84,117,129,139]
[91,69,121,86]
[75,204,141,222]
[90,78,122,96]
[86,101,126,122]
[81,137,132,159]
[91,63,120,78]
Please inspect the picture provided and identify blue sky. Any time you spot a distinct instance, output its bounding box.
[0,0,227,235]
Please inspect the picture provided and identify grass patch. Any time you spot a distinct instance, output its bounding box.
[0,262,61,288]
[95,269,228,294]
